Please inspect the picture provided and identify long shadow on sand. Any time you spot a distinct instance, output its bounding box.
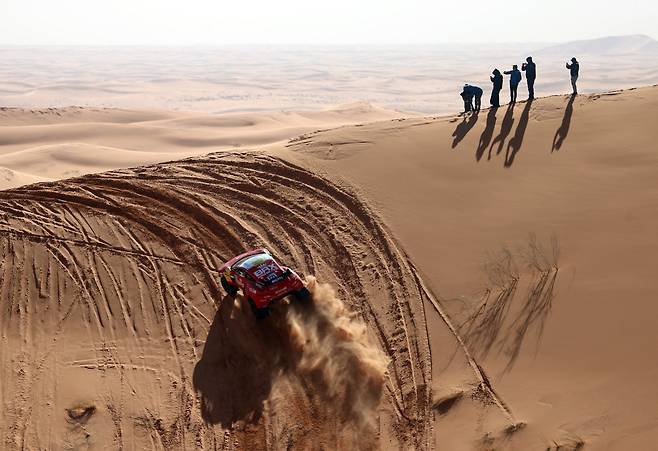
[462,270,558,373]
[489,103,515,156]
[193,295,286,427]
[461,281,518,359]
[461,238,560,372]
[451,112,479,148]
[552,94,576,152]
[476,108,498,161]
[501,269,558,373]
[504,99,533,167]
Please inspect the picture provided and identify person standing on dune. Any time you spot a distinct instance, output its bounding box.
[504,65,522,103]
[490,69,503,107]
[521,57,536,99]
[566,57,580,95]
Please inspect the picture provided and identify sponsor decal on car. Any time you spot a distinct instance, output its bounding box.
[254,263,278,278]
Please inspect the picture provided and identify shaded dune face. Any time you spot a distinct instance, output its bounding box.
[0,153,455,449]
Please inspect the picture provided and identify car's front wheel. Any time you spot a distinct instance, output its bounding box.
[221,275,238,296]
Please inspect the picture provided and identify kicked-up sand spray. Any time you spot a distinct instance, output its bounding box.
[282,276,389,444]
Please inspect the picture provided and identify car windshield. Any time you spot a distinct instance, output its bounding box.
[234,253,270,270]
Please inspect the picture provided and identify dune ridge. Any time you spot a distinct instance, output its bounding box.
[280,84,658,450]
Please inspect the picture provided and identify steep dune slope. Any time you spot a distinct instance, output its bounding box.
[280,85,658,449]
[0,152,518,450]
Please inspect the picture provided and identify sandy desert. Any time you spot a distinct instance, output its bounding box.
[2,35,658,115]
[1,34,658,451]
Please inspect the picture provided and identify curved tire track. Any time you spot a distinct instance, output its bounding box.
[0,151,511,449]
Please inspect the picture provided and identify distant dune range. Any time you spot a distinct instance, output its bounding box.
[1,35,657,115]
[1,84,658,450]
[0,103,402,189]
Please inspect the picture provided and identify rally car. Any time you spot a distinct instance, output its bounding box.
[218,248,310,318]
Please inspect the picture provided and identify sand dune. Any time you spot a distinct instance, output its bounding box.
[280,85,658,449]
[0,166,49,189]
[0,103,402,187]
[2,39,658,115]
[537,34,658,56]
[0,153,520,450]
[1,85,657,450]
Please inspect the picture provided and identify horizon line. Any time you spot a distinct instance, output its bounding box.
[0,34,656,48]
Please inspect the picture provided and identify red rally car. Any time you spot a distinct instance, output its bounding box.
[219,248,310,318]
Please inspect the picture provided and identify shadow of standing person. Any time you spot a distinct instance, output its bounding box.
[476,108,498,161]
[552,94,576,152]
[505,99,534,167]
[451,112,479,148]
[489,103,515,156]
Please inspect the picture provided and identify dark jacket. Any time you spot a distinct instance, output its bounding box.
[567,61,579,77]
[522,61,536,79]
[491,72,503,90]
[464,85,483,96]
[504,69,522,85]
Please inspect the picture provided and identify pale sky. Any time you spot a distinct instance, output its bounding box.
[1,0,656,45]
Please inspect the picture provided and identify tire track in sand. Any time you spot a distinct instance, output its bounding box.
[0,151,513,450]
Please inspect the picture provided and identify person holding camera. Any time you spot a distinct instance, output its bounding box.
[521,56,536,99]
[566,57,580,95]
[503,65,522,103]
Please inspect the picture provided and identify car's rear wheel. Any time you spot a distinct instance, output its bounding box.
[221,275,238,296]
[294,287,311,302]
[248,298,270,319]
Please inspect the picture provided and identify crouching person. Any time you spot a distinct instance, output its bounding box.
[462,84,483,112]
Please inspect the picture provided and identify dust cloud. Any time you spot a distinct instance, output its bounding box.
[283,277,389,440]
